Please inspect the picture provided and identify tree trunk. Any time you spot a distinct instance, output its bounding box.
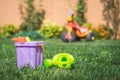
[113,31,117,39]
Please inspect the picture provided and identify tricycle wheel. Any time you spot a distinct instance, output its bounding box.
[76,37,81,41]
[61,31,76,42]
[86,32,95,41]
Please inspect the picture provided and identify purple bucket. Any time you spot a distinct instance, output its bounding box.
[14,41,45,69]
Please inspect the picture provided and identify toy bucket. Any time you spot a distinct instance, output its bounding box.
[14,41,45,69]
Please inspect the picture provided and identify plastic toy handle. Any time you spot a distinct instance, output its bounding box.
[12,37,31,42]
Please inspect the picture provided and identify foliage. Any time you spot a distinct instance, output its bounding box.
[82,22,114,39]
[75,0,87,26]
[14,31,41,39]
[0,24,17,38]
[38,21,64,38]
[100,0,120,39]
[19,0,44,31]
[83,22,93,29]
[0,39,120,80]
[94,24,113,39]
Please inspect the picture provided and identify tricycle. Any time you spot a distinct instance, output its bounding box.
[61,11,95,42]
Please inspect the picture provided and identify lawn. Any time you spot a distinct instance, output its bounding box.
[0,38,120,80]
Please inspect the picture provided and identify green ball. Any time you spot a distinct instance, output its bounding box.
[44,59,52,68]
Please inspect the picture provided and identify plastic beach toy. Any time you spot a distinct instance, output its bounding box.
[14,41,45,69]
[52,53,75,68]
[44,59,53,68]
[12,37,31,42]
[44,53,75,69]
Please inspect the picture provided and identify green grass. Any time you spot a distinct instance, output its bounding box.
[0,38,120,80]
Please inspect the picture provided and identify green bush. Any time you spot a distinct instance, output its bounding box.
[82,23,114,39]
[0,24,16,38]
[94,24,113,39]
[104,25,114,36]
[75,0,87,25]
[83,22,93,29]
[38,21,64,38]
[14,31,41,39]
[19,0,44,31]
